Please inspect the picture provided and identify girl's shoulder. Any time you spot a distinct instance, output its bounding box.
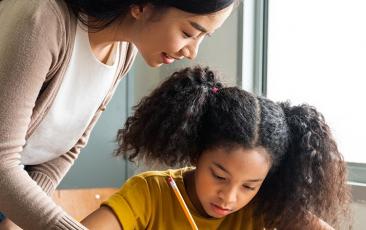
[133,167,194,180]
[124,167,194,191]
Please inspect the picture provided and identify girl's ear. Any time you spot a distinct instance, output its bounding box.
[191,155,199,166]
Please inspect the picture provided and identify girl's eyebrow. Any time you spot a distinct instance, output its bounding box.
[212,162,264,183]
[213,162,231,175]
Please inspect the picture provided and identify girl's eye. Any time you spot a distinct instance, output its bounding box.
[183,32,193,38]
[212,172,226,181]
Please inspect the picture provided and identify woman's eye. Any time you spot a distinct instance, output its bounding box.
[243,185,255,191]
[183,32,193,38]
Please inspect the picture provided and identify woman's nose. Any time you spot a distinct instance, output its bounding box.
[181,39,201,60]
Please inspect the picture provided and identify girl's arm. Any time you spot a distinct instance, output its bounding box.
[290,211,335,230]
[310,215,335,230]
[82,206,123,230]
[317,219,335,230]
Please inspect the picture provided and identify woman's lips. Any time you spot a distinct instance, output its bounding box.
[210,203,232,217]
[161,52,175,64]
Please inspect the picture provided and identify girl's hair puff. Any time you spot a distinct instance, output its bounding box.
[116,66,223,165]
[255,102,351,229]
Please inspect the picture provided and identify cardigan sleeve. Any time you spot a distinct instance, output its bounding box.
[0,0,87,229]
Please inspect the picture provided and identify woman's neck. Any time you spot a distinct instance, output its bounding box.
[87,16,133,64]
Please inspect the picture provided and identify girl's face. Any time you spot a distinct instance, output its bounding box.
[128,4,233,67]
[192,146,271,218]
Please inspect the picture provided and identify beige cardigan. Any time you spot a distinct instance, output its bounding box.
[0,0,137,229]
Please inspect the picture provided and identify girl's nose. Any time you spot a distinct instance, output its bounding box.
[219,187,237,205]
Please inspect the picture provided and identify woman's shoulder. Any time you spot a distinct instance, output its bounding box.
[1,0,74,31]
[1,0,76,66]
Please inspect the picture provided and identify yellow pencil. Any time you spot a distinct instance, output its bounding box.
[167,176,199,230]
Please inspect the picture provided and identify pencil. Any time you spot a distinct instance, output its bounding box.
[167,176,199,230]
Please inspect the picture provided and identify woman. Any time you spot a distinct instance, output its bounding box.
[0,0,235,229]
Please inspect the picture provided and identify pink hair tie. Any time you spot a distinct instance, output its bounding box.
[212,87,219,93]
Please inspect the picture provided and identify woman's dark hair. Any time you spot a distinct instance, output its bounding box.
[116,66,351,229]
[64,0,235,31]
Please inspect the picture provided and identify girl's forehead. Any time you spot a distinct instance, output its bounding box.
[200,147,271,179]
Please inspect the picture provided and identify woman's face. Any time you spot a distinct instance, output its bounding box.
[193,146,271,218]
[127,4,233,67]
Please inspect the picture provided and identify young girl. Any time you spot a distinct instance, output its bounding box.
[0,0,235,229]
[81,66,351,229]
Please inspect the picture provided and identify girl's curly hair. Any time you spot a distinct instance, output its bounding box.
[115,66,351,229]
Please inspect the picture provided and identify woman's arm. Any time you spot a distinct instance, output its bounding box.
[82,206,123,230]
[0,0,87,229]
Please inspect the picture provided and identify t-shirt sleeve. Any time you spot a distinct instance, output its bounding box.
[102,176,152,230]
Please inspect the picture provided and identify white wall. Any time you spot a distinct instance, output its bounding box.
[132,54,162,104]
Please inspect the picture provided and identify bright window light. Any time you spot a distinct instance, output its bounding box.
[267,0,366,163]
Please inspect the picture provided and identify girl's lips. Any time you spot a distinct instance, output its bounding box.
[210,203,232,217]
[161,52,175,64]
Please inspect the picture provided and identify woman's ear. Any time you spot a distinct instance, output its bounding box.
[130,4,155,20]
[130,4,144,19]
[130,4,155,21]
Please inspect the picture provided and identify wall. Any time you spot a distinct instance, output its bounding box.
[59,75,131,188]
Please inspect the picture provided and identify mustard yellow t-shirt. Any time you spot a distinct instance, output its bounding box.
[103,168,257,230]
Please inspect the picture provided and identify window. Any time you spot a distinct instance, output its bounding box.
[240,0,366,184]
[266,0,366,164]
